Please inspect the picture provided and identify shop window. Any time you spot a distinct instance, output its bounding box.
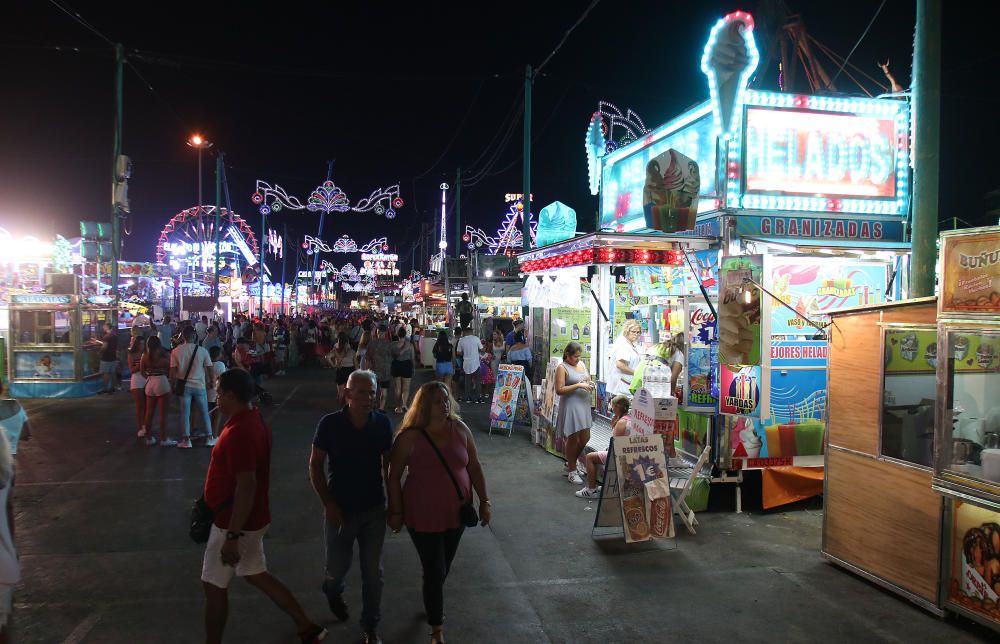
[942,328,1000,484]
[81,310,109,345]
[881,327,936,467]
[16,310,72,345]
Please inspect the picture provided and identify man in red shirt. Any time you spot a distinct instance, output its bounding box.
[201,369,327,644]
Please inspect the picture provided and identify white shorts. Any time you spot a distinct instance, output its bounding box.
[0,584,12,626]
[130,372,147,390]
[144,375,170,397]
[207,388,217,404]
[201,524,269,589]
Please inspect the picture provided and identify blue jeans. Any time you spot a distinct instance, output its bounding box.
[323,506,386,630]
[180,388,211,438]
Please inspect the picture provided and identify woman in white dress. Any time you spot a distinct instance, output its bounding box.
[606,320,643,397]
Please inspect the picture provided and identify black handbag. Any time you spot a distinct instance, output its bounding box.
[417,428,479,528]
[173,346,198,396]
[189,494,233,544]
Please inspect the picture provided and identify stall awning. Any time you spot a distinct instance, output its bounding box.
[743,236,912,252]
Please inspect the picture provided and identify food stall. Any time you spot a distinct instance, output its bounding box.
[932,226,1000,631]
[822,297,944,614]
[576,10,912,507]
[7,291,118,397]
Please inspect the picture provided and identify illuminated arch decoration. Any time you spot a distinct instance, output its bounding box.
[156,206,258,271]
[597,101,648,154]
[462,198,537,256]
[303,235,391,255]
[252,178,402,219]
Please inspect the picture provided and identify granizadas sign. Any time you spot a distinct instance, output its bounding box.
[736,215,904,241]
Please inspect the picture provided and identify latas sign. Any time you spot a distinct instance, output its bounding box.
[744,107,897,198]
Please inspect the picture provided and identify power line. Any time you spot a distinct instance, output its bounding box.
[413,79,487,180]
[829,0,888,87]
[46,0,114,46]
[535,0,602,76]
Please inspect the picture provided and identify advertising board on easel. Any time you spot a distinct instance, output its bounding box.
[489,362,533,437]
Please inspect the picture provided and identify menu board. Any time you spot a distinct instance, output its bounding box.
[940,227,1000,317]
[612,283,647,340]
[548,308,592,362]
[948,500,1000,627]
[885,329,999,374]
[489,363,531,432]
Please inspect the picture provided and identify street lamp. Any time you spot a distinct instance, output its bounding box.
[186,134,214,209]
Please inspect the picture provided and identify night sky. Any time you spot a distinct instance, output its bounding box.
[2,1,998,277]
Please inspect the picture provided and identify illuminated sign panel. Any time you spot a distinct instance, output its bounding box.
[599,105,718,233]
[744,107,897,198]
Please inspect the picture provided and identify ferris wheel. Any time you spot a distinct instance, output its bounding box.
[155,206,259,272]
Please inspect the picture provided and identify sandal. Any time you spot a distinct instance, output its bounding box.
[431,628,445,644]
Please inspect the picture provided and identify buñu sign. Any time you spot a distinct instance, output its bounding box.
[744,108,897,198]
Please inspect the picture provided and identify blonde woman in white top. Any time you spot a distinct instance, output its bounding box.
[607,320,643,396]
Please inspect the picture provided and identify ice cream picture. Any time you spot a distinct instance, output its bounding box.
[925,342,937,369]
[977,343,996,369]
[900,334,919,361]
[741,425,762,458]
[954,336,970,361]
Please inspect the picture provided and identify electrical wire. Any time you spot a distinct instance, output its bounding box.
[47,0,114,46]
[413,79,486,180]
[829,0,888,87]
[462,98,524,187]
[535,0,602,76]
[485,79,573,178]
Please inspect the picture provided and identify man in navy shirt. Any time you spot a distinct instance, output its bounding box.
[309,370,391,644]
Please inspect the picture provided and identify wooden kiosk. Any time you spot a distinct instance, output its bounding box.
[823,297,944,614]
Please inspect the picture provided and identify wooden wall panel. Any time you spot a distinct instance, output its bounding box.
[824,448,941,602]
[828,311,882,455]
[881,303,938,325]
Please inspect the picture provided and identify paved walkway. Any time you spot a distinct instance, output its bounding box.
[10,367,995,643]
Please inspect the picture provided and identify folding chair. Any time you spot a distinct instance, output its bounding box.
[667,445,712,535]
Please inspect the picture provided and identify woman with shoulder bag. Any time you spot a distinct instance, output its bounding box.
[387,382,490,644]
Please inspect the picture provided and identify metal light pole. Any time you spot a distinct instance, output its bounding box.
[186,134,213,312]
[214,152,224,299]
[522,64,533,251]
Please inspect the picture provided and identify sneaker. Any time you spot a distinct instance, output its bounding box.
[160,438,178,447]
[298,624,329,643]
[360,630,381,644]
[575,486,601,499]
[190,431,208,440]
[177,439,193,449]
[393,407,403,414]
[145,436,158,446]
[276,370,286,376]
[567,471,584,485]
[205,437,217,447]
[137,427,147,438]
[326,593,349,621]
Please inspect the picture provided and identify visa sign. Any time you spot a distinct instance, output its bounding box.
[745,107,897,198]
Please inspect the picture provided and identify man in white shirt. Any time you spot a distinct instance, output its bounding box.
[169,327,215,449]
[456,327,484,404]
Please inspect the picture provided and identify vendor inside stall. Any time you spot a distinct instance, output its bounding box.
[606,319,643,396]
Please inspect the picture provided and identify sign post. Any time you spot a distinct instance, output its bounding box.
[488,363,533,437]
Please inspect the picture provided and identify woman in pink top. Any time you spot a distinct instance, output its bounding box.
[387,382,490,644]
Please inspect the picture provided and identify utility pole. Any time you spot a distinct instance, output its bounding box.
[910,0,941,298]
[259,207,266,317]
[111,43,124,326]
[455,167,462,254]
[522,64,533,252]
[214,152,224,299]
[280,223,288,316]
[311,160,335,304]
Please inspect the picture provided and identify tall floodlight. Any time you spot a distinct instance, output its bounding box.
[439,182,449,254]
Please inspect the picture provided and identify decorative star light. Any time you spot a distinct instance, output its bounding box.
[701,11,759,138]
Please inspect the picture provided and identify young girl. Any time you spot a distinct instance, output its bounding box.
[432,330,455,391]
[127,330,147,438]
[141,336,173,446]
[575,395,632,498]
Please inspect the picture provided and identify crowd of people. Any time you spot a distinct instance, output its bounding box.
[102,311,432,448]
